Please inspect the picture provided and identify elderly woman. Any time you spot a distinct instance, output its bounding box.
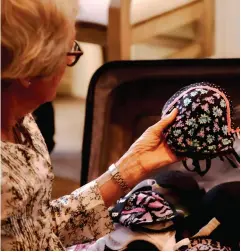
[1,0,179,250]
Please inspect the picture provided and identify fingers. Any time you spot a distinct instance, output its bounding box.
[151,108,178,136]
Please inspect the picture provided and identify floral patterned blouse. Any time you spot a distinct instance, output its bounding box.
[1,114,113,251]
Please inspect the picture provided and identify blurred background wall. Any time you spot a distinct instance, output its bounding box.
[57,0,240,99]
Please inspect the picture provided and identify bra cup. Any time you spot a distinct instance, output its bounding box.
[162,82,239,175]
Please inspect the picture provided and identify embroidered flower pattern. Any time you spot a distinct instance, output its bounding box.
[201,103,209,112]
[184,98,191,106]
[177,136,184,145]
[192,139,199,147]
[207,134,215,144]
[190,91,198,97]
[208,145,216,150]
[176,121,184,127]
[197,129,205,137]
[222,125,228,135]
[173,129,182,136]
[176,115,183,121]
[220,99,226,108]
[213,106,223,117]
[186,117,196,126]
[164,84,234,168]
[213,123,220,132]
[198,114,211,124]
[200,89,208,94]
[204,96,215,104]
[222,139,231,145]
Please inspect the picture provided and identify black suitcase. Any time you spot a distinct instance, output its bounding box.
[81,59,240,185]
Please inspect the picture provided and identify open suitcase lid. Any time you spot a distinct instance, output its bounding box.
[81,59,240,185]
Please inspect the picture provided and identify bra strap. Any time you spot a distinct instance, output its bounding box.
[182,159,211,176]
[182,160,195,172]
[232,148,240,163]
[225,154,238,168]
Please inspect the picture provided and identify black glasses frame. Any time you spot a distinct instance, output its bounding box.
[67,40,83,67]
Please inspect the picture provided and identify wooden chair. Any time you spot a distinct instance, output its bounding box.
[75,0,215,61]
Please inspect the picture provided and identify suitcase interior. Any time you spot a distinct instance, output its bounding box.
[81,59,240,185]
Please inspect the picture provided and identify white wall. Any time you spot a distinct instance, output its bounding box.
[214,0,240,58]
[58,0,240,98]
[57,42,103,97]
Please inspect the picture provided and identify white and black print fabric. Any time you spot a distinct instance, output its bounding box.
[1,114,113,251]
[162,82,240,176]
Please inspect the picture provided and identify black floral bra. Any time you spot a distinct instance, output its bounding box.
[162,82,240,176]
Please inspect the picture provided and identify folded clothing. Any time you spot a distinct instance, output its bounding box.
[69,180,239,251]
[110,179,183,233]
[85,224,176,251]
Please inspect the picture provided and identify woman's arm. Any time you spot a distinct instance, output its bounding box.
[50,109,178,247]
[99,108,179,206]
[50,181,114,247]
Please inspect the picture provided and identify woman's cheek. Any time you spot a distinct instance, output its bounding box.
[53,65,67,87]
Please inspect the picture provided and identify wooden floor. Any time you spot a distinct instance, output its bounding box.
[50,97,84,199]
[52,176,80,199]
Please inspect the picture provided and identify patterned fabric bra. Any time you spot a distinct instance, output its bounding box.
[108,179,232,251]
[176,237,231,251]
[162,82,240,176]
[110,179,182,233]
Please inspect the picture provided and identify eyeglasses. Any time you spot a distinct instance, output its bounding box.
[67,40,83,67]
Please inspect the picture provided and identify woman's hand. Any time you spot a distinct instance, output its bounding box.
[116,109,179,187]
[98,109,179,206]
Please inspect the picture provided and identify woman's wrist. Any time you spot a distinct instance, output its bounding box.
[96,155,148,207]
[115,154,147,189]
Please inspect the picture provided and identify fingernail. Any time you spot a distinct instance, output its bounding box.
[168,108,178,115]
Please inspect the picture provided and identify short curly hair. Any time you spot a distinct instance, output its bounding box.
[1,0,79,79]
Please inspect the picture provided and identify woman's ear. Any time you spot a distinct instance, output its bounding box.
[18,78,32,88]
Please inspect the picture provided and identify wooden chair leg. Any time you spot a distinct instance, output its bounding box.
[195,0,215,57]
[107,0,131,61]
